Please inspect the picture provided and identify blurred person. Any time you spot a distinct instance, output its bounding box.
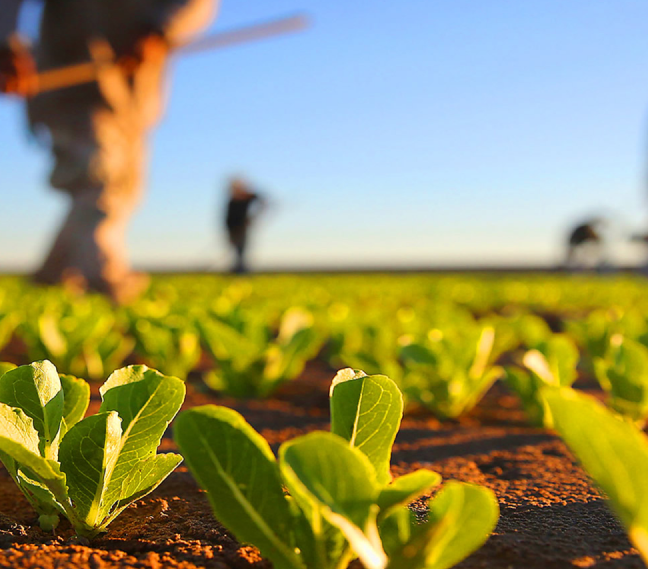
[0,0,218,302]
[565,217,606,270]
[629,231,648,273]
[224,177,267,274]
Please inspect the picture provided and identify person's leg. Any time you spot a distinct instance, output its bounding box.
[33,105,148,302]
[234,238,247,273]
[229,227,248,273]
[29,32,172,302]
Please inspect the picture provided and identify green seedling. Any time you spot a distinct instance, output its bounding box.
[481,311,551,358]
[199,307,322,398]
[566,307,647,375]
[129,314,201,380]
[0,361,184,538]
[20,305,133,380]
[399,326,503,419]
[512,313,553,349]
[566,309,616,363]
[594,335,648,425]
[0,311,19,354]
[326,303,477,388]
[327,316,404,384]
[544,387,648,565]
[504,333,578,427]
[175,369,499,569]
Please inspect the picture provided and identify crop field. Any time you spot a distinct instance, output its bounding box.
[0,272,648,569]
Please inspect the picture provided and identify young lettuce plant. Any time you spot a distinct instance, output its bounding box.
[399,326,502,419]
[199,307,322,398]
[593,335,648,425]
[503,333,578,427]
[0,360,184,537]
[543,387,648,565]
[175,369,499,569]
[327,316,404,385]
[129,314,201,380]
[19,300,133,380]
[565,307,646,376]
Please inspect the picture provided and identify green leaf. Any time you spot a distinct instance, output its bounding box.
[14,469,65,522]
[514,313,552,349]
[0,402,67,523]
[281,431,380,528]
[277,307,314,344]
[545,335,579,386]
[387,481,499,569]
[0,362,16,377]
[400,344,437,366]
[377,470,442,519]
[398,327,501,419]
[59,375,90,436]
[174,406,304,569]
[0,402,41,457]
[198,317,260,369]
[0,431,65,490]
[280,431,386,569]
[468,327,495,379]
[0,361,64,459]
[524,335,579,387]
[522,350,555,385]
[379,507,415,557]
[99,365,185,508]
[595,338,648,423]
[543,387,648,564]
[330,369,403,485]
[58,412,123,534]
[38,315,67,359]
[0,362,185,538]
[263,327,318,385]
[108,453,182,523]
[503,367,549,427]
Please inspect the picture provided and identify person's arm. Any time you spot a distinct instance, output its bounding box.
[120,0,219,74]
[0,0,36,96]
[248,192,269,224]
[147,0,220,47]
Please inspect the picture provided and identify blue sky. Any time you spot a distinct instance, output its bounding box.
[2,0,648,270]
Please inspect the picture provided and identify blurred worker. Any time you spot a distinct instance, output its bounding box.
[565,218,606,270]
[224,177,267,274]
[0,0,218,302]
[629,231,648,273]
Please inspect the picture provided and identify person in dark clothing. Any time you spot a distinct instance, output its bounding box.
[225,177,266,273]
[565,218,605,269]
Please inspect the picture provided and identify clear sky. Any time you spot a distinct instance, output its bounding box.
[2,0,648,271]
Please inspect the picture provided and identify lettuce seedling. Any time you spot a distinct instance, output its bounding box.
[0,360,184,537]
[175,369,499,569]
[503,333,578,427]
[328,318,405,385]
[19,299,133,380]
[480,311,551,358]
[129,314,201,380]
[199,307,322,398]
[399,326,503,419]
[594,335,648,425]
[543,387,648,565]
[0,311,19,355]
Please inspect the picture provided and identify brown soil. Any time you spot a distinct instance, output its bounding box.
[0,362,643,569]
